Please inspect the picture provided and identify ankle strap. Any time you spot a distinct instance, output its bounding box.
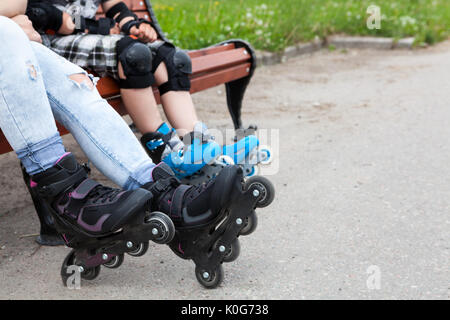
[38,166,88,199]
[147,177,179,195]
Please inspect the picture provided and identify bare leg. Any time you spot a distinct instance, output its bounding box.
[154,62,199,136]
[118,62,164,134]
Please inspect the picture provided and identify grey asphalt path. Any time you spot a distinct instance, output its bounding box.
[0,42,449,299]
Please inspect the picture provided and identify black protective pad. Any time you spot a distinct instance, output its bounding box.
[26,2,63,32]
[153,44,192,95]
[116,37,155,89]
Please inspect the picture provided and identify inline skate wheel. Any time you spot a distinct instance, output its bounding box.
[145,211,175,244]
[245,175,275,208]
[61,250,101,285]
[195,265,224,289]
[259,148,272,165]
[239,211,258,236]
[222,239,241,263]
[127,241,149,257]
[103,253,124,269]
[81,265,101,280]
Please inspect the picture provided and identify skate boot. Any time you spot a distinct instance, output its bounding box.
[183,134,272,186]
[144,162,276,289]
[143,162,237,229]
[141,122,221,179]
[30,153,175,286]
[21,162,64,246]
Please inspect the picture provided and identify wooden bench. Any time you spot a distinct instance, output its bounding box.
[0,0,257,154]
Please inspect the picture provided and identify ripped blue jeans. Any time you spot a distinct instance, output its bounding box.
[0,17,154,189]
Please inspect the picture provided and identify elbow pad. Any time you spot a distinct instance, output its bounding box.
[26,2,63,32]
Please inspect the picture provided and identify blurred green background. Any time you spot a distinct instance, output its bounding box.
[151,0,450,51]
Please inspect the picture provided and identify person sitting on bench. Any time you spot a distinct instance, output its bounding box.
[0,2,243,245]
[26,0,227,179]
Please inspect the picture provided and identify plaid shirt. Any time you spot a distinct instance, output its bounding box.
[32,0,106,19]
[42,34,165,79]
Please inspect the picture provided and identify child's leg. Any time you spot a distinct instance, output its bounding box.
[154,62,199,137]
[112,36,164,134]
[118,64,164,134]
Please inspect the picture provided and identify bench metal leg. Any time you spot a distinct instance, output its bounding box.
[222,40,258,139]
[20,163,64,246]
[225,76,248,130]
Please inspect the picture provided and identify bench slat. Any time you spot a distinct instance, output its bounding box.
[105,62,252,117]
[190,63,251,93]
[96,77,121,98]
[189,43,235,58]
[192,48,250,74]
[0,133,12,154]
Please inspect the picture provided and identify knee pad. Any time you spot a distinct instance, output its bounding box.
[116,37,155,89]
[154,44,192,96]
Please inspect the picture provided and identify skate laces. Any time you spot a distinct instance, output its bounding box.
[87,185,122,204]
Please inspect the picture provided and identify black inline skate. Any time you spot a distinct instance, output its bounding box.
[143,162,275,289]
[27,153,175,286]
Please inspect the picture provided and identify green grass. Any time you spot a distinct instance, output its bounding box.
[151,0,450,51]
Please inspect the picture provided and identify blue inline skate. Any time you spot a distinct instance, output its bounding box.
[140,122,221,179]
[182,134,272,186]
[222,134,272,176]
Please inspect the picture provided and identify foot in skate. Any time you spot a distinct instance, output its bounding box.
[31,153,153,239]
[156,162,275,289]
[141,122,221,179]
[182,134,272,186]
[143,162,239,229]
[43,155,176,287]
[221,134,272,177]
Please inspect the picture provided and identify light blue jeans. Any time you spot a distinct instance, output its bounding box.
[0,16,154,190]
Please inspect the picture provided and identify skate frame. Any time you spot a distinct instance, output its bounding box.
[175,179,261,281]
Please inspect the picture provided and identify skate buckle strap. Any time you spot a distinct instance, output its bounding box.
[38,167,87,199]
[70,179,101,200]
[151,177,178,194]
[170,185,191,220]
